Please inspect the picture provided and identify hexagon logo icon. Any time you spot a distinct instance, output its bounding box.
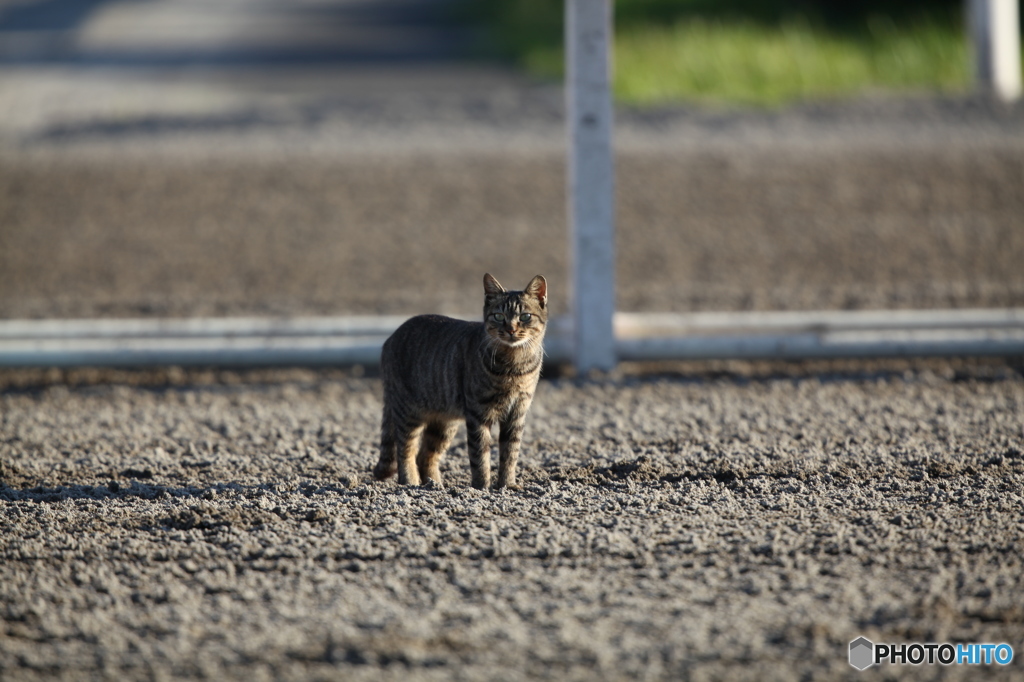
[849,637,874,670]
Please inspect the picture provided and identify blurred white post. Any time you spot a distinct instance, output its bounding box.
[968,0,1022,101]
[566,0,616,373]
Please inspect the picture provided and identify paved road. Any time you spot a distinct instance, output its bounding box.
[0,0,472,65]
[0,0,551,157]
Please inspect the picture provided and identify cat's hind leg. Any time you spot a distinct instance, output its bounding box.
[373,409,399,480]
[417,420,457,485]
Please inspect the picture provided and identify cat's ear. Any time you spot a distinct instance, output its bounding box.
[525,275,547,309]
[483,273,506,298]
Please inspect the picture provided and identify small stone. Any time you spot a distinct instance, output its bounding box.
[305,508,330,523]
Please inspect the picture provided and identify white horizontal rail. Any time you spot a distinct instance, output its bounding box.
[615,308,1024,334]
[617,329,1024,362]
[0,335,386,368]
[0,315,414,339]
[0,309,1022,367]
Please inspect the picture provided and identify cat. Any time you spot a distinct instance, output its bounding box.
[373,273,548,490]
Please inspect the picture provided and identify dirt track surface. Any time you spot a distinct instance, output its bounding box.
[3,98,1024,319]
[2,360,1024,680]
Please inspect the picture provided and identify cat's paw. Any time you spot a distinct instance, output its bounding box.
[372,464,396,481]
[420,477,445,490]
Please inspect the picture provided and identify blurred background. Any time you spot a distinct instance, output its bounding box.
[471,0,983,105]
[1,0,1022,323]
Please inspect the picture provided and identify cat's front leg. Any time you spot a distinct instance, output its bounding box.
[496,405,528,490]
[465,416,492,490]
[396,423,424,486]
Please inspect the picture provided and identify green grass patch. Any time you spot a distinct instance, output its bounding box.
[462,0,1014,107]
[613,17,967,106]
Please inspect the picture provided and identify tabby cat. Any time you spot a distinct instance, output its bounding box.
[373,274,548,490]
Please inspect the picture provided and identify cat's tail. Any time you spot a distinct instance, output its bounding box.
[373,410,398,480]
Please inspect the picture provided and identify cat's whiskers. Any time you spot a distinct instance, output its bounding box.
[531,334,547,359]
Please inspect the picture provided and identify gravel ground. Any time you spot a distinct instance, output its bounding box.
[1,359,1023,681]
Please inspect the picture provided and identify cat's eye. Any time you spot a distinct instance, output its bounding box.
[519,313,533,323]
[491,313,506,323]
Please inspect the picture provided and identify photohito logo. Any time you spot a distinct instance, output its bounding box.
[849,637,1014,669]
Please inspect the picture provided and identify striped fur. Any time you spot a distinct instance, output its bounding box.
[374,274,547,490]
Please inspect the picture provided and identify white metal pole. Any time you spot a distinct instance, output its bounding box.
[567,0,616,373]
[968,0,1023,101]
